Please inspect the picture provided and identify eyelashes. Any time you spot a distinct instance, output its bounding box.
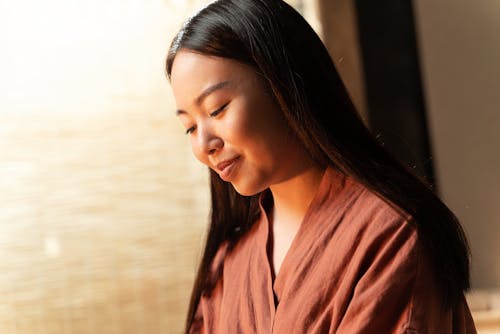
[185,102,230,135]
[209,102,229,117]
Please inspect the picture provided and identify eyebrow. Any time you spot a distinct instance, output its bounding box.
[176,81,231,115]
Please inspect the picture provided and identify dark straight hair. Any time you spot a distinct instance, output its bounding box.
[166,0,470,332]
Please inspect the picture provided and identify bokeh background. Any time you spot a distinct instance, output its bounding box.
[1,0,498,333]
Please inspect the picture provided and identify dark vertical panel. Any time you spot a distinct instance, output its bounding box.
[354,0,436,188]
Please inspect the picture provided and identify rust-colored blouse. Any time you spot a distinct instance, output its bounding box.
[190,167,476,333]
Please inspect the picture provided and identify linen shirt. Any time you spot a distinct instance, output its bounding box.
[190,167,476,333]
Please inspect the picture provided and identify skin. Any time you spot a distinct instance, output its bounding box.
[170,50,325,275]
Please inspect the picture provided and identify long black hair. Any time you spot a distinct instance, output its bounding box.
[166,0,470,332]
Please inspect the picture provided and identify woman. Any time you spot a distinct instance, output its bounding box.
[166,0,476,332]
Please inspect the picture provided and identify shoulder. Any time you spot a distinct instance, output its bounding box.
[333,177,417,251]
[338,181,476,332]
[340,181,420,282]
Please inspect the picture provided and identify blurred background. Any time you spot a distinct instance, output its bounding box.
[0,0,498,333]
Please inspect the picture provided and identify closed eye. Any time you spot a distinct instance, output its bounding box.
[209,102,229,117]
[185,102,229,135]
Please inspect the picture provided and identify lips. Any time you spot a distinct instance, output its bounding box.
[216,156,240,180]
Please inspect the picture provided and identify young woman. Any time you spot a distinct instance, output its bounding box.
[166,0,476,332]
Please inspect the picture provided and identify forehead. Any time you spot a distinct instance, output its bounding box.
[170,50,256,104]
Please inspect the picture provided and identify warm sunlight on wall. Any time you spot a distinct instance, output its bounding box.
[1,1,211,333]
[1,0,182,112]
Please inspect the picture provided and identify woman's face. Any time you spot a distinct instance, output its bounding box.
[170,50,310,196]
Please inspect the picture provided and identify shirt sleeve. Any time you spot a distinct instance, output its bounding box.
[336,218,476,334]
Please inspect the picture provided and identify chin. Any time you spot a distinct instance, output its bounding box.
[230,181,266,197]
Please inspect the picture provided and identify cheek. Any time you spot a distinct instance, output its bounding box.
[233,113,285,155]
[189,138,208,166]
[225,107,256,143]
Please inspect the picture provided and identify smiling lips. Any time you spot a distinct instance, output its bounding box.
[216,156,240,180]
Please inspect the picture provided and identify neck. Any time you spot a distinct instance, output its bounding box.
[269,164,326,226]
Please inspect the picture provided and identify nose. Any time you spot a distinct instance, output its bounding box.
[205,136,224,155]
[197,124,223,155]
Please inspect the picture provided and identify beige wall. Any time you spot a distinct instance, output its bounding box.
[317,0,368,123]
[413,0,500,288]
[0,1,211,333]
